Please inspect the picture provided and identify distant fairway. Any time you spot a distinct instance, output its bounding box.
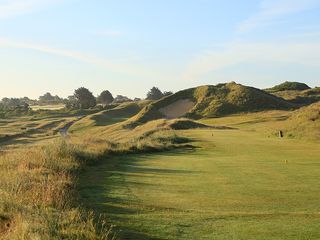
[30,104,65,111]
[79,125,320,239]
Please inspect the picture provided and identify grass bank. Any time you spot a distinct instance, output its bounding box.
[0,127,190,239]
[0,141,116,239]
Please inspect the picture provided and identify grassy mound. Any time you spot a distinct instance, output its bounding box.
[128,82,294,126]
[70,101,150,132]
[167,119,231,130]
[266,81,311,93]
[270,87,320,105]
[91,101,150,125]
[168,119,211,130]
[282,102,320,140]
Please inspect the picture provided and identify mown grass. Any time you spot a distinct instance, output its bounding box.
[79,125,320,240]
[30,104,66,111]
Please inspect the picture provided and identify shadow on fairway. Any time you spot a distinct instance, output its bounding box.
[78,149,197,240]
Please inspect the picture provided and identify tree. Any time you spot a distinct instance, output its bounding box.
[39,92,63,104]
[0,97,30,113]
[74,87,96,109]
[113,95,132,103]
[163,91,173,97]
[39,92,55,103]
[97,90,114,105]
[65,95,79,109]
[146,87,164,100]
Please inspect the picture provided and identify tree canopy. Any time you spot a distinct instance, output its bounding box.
[97,90,114,105]
[146,87,164,100]
[146,87,173,100]
[74,87,96,109]
[39,92,63,104]
[113,95,132,103]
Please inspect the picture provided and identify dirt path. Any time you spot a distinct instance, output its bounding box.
[59,116,84,137]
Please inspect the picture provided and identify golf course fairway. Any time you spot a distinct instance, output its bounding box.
[79,129,320,240]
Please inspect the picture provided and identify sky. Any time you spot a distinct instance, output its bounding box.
[0,0,320,99]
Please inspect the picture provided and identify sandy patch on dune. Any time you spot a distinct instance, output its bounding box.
[159,99,195,119]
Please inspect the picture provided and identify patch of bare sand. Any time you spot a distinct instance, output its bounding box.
[159,99,195,119]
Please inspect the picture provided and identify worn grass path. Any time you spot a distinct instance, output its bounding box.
[79,129,320,240]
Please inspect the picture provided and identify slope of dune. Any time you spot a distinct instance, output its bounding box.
[282,102,320,140]
[128,82,294,127]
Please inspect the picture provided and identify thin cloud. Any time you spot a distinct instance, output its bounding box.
[182,42,320,81]
[237,0,320,33]
[0,37,152,77]
[0,0,61,19]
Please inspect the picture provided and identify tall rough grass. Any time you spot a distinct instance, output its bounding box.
[0,141,115,240]
[0,128,189,239]
[72,129,191,156]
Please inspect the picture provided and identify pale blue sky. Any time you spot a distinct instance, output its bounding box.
[0,0,320,98]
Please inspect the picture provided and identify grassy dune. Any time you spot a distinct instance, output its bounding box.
[266,81,311,92]
[271,88,320,105]
[70,101,151,133]
[79,112,320,240]
[282,102,320,140]
[129,82,294,127]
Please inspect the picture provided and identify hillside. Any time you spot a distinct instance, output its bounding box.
[266,81,311,93]
[270,87,320,105]
[69,100,150,132]
[128,82,294,126]
[282,102,320,140]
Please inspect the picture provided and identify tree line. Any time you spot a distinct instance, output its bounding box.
[0,86,173,112]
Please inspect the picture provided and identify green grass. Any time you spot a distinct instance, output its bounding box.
[79,123,320,239]
[129,82,294,127]
[265,81,311,93]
